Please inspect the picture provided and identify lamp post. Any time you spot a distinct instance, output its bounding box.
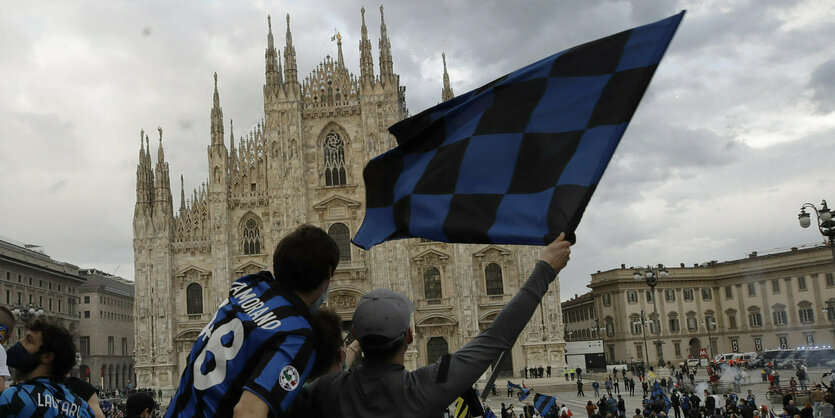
[634,265,669,367]
[822,299,835,343]
[703,315,716,359]
[634,310,650,366]
[798,199,835,265]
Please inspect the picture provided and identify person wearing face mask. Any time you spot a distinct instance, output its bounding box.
[166,224,339,418]
[0,306,16,391]
[0,317,95,417]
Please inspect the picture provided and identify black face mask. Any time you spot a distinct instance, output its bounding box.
[6,342,42,376]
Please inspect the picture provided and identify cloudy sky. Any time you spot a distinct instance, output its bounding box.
[1,0,833,300]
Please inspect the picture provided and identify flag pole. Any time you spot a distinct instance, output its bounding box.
[481,350,507,402]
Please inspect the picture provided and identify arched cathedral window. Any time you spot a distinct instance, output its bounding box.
[424,267,442,300]
[328,223,351,262]
[485,263,503,296]
[323,131,347,186]
[242,218,262,255]
[186,283,203,315]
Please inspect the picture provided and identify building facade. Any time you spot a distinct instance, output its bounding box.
[589,245,835,365]
[0,236,82,345]
[77,269,135,390]
[562,292,599,342]
[133,8,565,394]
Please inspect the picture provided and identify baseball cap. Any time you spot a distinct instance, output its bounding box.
[352,288,414,347]
[126,392,156,417]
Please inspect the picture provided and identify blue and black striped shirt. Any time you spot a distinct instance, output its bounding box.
[0,377,94,417]
[166,271,316,417]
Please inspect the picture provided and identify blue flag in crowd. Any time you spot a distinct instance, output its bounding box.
[518,387,532,401]
[353,12,684,249]
[485,409,497,418]
[507,381,522,390]
[534,393,557,415]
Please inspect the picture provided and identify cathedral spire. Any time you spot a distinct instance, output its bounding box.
[441,52,454,102]
[265,15,283,97]
[378,5,394,85]
[154,126,172,208]
[335,31,345,69]
[157,126,165,165]
[283,14,299,91]
[359,7,375,87]
[180,174,185,212]
[211,72,224,147]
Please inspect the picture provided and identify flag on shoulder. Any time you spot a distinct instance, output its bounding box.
[353,12,684,249]
[534,393,557,416]
[519,386,533,401]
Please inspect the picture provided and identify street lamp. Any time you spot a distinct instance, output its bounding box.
[634,265,669,367]
[12,303,44,323]
[798,199,835,265]
[632,310,651,367]
[822,299,835,341]
[702,315,716,359]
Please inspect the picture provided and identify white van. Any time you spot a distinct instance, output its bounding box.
[730,352,757,366]
[713,353,734,364]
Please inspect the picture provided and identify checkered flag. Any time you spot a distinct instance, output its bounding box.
[353,12,685,249]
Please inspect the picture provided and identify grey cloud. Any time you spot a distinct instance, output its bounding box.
[808,57,835,114]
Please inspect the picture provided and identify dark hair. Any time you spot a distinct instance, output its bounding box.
[272,224,340,291]
[359,334,406,362]
[28,317,76,379]
[309,308,343,378]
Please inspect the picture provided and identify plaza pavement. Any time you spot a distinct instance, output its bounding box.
[477,367,834,417]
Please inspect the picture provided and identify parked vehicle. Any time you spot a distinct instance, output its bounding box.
[730,352,758,366]
[713,353,735,364]
[751,349,783,368]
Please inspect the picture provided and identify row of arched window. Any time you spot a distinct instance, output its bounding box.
[184,262,504,315]
[422,263,504,300]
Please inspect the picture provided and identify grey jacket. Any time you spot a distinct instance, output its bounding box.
[298,261,557,418]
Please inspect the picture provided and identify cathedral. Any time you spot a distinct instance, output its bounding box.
[132,6,566,394]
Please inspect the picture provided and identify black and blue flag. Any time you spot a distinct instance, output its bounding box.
[534,393,557,416]
[353,12,684,249]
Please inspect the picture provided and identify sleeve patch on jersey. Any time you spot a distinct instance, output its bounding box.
[278,365,300,391]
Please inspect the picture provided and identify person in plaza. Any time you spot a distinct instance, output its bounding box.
[126,392,157,418]
[296,234,571,417]
[593,380,600,397]
[166,224,340,417]
[670,391,681,418]
[525,367,529,379]
[618,394,626,418]
[680,392,691,418]
[812,385,823,418]
[615,376,621,394]
[0,305,15,391]
[0,317,95,417]
[785,400,802,418]
[606,376,613,396]
[578,378,585,397]
[630,377,636,397]
[548,365,552,378]
[565,367,570,381]
[586,400,598,417]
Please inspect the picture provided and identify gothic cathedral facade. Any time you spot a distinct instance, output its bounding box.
[133,7,566,393]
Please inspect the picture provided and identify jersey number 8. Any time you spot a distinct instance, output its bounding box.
[193,317,245,390]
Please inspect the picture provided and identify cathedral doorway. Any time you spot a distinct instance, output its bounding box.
[688,338,702,358]
[426,337,449,365]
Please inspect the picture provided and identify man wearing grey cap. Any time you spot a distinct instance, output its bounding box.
[298,233,571,417]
